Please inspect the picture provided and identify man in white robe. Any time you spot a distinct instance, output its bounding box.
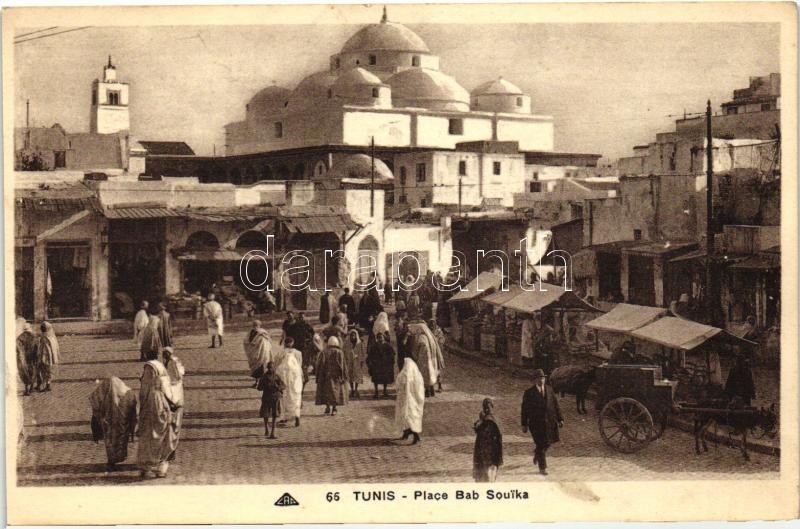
[162,347,185,463]
[203,294,224,348]
[408,322,440,397]
[395,356,425,445]
[276,337,304,427]
[133,301,150,345]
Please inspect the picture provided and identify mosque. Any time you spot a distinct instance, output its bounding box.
[145,10,599,214]
[222,8,553,157]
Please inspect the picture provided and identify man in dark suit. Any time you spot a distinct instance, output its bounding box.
[521,368,564,475]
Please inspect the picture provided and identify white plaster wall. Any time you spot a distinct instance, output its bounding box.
[95,106,130,134]
[235,182,286,206]
[416,115,493,149]
[432,152,482,207]
[384,223,453,278]
[496,118,554,151]
[93,181,237,207]
[342,111,411,146]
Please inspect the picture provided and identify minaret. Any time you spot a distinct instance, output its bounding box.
[381,5,388,23]
[90,55,130,134]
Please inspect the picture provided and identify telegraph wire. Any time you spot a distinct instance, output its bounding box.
[14,27,59,39]
[14,27,92,45]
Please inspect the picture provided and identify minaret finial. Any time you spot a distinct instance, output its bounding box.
[381,5,388,23]
[107,55,113,68]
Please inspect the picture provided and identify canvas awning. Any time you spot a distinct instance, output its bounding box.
[483,284,525,306]
[585,303,668,333]
[630,317,722,350]
[484,283,600,314]
[449,271,504,302]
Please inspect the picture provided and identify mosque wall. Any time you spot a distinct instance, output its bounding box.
[341,111,412,146]
[496,118,554,151]
[416,115,494,149]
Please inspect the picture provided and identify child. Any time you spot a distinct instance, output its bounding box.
[257,362,285,439]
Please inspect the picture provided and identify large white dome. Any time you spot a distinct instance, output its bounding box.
[388,68,470,111]
[341,21,430,53]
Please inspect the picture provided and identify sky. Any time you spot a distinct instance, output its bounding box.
[13,18,779,159]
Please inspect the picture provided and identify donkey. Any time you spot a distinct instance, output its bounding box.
[692,401,778,461]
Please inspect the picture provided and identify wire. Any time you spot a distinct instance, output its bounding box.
[14,27,92,44]
[14,27,58,39]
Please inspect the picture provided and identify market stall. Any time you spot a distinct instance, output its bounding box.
[482,283,601,370]
[585,303,669,358]
[447,271,504,347]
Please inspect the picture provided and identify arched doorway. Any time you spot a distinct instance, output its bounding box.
[356,235,380,288]
[182,231,220,296]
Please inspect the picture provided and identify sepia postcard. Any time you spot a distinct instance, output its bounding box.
[3,2,798,524]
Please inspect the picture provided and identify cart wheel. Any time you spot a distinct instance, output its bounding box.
[599,397,654,453]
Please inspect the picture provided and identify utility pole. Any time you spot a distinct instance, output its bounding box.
[25,98,30,149]
[458,175,463,215]
[370,135,375,217]
[705,99,714,323]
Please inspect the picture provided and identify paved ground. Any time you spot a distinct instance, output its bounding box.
[16,323,778,486]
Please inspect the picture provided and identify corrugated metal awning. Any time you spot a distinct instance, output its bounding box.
[282,215,359,234]
[104,207,181,219]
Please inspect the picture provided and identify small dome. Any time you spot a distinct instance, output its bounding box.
[472,77,524,96]
[327,154,394,181]
[388,68,470,111]
[293,71,338,98]
[341,21,430,53]
[247,85,291,118]
[333,67,383,92]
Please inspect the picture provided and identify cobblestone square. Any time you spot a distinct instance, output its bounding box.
[16,322,778,487]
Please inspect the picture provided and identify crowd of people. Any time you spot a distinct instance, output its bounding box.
[17,273,571,483]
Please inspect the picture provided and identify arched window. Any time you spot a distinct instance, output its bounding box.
[292,163,305,180]
[516,96,523,107]
[314,160,327,179]
[412,55,421,67]
[185,231,219,250]
[372,87,379,98]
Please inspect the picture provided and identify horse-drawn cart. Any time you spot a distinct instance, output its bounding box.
[595,363,675,452]
[586,306,776,458]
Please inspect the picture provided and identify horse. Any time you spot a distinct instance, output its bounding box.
[549,365,596,415]
[692,400,778,461]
